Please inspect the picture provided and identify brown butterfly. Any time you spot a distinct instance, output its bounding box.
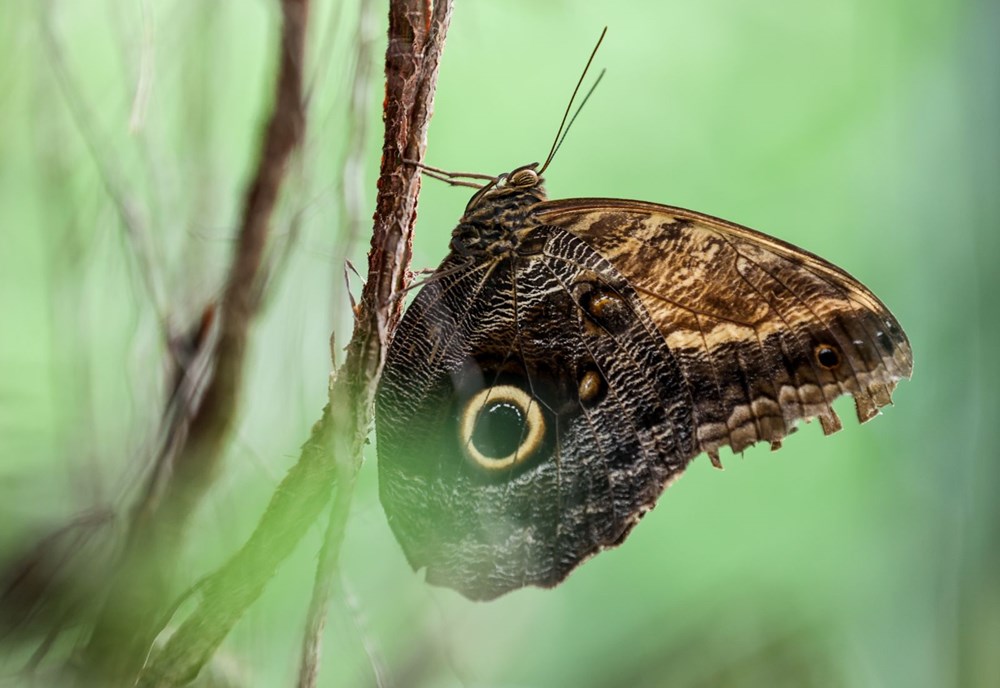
[375,33,912,601]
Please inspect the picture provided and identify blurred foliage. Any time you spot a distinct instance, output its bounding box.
[1,0,998,686]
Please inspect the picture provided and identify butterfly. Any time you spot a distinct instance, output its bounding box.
[374,34,912,601]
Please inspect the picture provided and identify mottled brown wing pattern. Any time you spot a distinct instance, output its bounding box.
[377,162,911,600]
[377,229,699,600]
[533,198,913,464]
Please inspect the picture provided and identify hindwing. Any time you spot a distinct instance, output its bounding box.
[378,226,698,599]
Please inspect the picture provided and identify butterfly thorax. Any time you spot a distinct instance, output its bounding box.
[450,166,548,258]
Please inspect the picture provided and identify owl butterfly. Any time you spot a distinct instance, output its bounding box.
[375,33,912,601]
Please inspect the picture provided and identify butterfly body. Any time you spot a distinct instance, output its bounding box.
[376,165,911,600]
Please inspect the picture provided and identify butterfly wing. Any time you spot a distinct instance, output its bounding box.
[376,229,699,600]
[533,198,913,463]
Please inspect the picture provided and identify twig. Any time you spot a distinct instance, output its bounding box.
[77,0,310,682]
[297,0,377,684]
[133,1,453,685]
[128,0,154,133]
[342,575,389,688]
[327,0,378,348]
[40,0,168,332]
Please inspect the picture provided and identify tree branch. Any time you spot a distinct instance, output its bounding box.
[297,0,378,684]
[132,1,453,685]
[78,0,310,682]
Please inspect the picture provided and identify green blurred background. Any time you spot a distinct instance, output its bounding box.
[2,1,997,686]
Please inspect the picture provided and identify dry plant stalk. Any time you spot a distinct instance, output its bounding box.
[297,0,378,685]
[79,0,311,683]
[131,0,453,686]
[4,1,451,684]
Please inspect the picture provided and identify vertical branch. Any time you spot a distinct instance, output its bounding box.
[133,0,453,685]
[297,0,377,684]
[144,0,308,526]
[78,0,310,682]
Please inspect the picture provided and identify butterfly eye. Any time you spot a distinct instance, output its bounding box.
[459,384,545,471]
[509,168,539,188]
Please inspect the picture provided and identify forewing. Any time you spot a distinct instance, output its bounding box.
[534,198,913,463]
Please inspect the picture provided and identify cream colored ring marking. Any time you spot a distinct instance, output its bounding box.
[459,384,545,470]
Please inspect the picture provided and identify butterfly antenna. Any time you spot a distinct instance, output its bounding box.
[548,69,605,167]
[539,27,607,175]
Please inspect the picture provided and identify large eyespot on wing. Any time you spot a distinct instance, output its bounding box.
[458,384,546,472]
[376,251,567,600]
[375,231,698,600]
[534,198,912,465]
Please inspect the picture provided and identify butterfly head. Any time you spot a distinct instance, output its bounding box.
[450,163,550,257]
[499,164,543,190]
[464,163,547,214]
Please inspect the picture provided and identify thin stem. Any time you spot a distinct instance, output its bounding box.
[297,0,378,684]
[78,0,311,682]
[132,2,453,685]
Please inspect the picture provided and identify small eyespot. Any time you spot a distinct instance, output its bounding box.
[509,168,539,187]
[815,344,841,370]
[875,330,895,354]
[577,368,605,406]
[459,385,545,471]
[576,283,630,334]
